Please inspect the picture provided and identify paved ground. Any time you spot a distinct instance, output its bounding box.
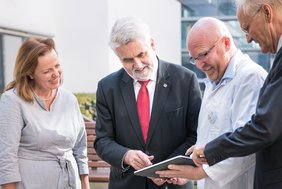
[90,182,108,189]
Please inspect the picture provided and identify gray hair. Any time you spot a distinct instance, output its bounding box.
[109,16,152,50]
[235,0,282,16]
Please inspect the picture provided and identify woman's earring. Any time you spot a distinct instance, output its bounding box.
[29,75,33,79]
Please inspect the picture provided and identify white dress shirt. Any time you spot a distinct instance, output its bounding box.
[277,35,282,53]
[133,58,159,116]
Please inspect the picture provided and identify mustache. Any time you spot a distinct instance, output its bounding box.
[133,64,153,72]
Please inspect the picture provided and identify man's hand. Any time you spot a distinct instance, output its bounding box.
[156,164,207,181]
[166,177,189,185]
[124,150,154,170]
[148,177,167,186]
[186,145,207,166]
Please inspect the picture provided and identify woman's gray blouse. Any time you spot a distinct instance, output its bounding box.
[0,88,89,188]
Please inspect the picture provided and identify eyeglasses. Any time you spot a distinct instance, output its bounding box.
[241,6,262,34]
[189,38,222,65]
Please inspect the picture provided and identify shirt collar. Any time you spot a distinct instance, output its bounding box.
[277,35,282,53]
[222,49,243,80]
[207,50,241,88]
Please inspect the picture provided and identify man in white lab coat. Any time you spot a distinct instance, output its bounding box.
[156,17,267,189]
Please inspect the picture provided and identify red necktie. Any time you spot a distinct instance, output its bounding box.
[137,80,150,142]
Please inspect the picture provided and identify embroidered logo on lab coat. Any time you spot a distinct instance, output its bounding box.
[208,111,217,124]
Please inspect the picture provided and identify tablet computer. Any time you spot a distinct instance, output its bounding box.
[134,155,196,178]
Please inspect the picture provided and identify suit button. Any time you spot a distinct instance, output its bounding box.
[145,150,150,155]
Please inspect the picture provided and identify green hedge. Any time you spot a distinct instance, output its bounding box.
[74,93,96,120]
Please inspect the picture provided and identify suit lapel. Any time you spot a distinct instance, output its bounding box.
[120,71,146,146]
[146,60,171,146]
[260,47,282,96]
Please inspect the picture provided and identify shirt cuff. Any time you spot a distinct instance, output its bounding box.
[121,151,130,172]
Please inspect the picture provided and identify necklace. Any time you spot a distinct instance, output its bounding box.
[32,89,53,101]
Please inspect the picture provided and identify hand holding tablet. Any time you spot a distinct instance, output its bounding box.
[134,155,196,178]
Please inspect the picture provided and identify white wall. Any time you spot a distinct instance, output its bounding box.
[0,0,55,36]
[55,0,109,93]
[0,0,181,93]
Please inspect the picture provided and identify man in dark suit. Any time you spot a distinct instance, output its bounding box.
[190,1,282,189]
[94,16,202,189]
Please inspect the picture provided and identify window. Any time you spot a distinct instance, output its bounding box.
[0,35,3,92]
[0,34,24,93]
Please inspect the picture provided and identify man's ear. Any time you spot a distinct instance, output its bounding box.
[223,37,231,51]
[150,38,156,51]
[262,4,273,23]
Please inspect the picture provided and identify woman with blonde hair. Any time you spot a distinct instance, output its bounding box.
[0,37,90,189]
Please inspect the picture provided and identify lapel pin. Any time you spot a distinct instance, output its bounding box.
[163,83,167,88]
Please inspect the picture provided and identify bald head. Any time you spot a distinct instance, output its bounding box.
[186,17,237,83]
[187,17,234,51]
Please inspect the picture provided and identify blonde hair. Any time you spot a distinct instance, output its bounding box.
[4,37,56,102]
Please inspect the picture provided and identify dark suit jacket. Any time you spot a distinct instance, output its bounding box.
[205,47,282,189]
[94,59,201,189]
